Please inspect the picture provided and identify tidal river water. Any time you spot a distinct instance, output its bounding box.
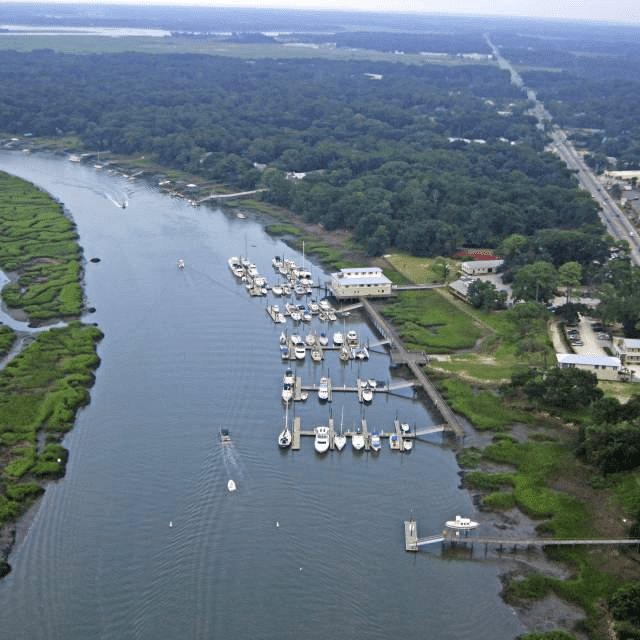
[0,152,524,639]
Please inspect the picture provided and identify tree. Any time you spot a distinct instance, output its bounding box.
[512,261,558,303]
[558,261,582,303]
[581,419,640,474]
[467,279,507,311]
[521,367,603,410]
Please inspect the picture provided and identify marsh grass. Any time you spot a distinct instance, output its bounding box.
[382,290,485,352]
[0,171,83,323]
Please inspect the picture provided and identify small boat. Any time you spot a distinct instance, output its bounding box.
[283,368,295,385]
[333,331,344,346]
[370,432,382,452]
[271,284,283,296]
[346,330,358,346]
[339,345,350,362]
[367,379,377,389]
[318,377,329,402]
[334,408,346,451]
[279,331,287,345]
[309,301,320,314]
[445,515,479,531]
[282,382,293,403]
[311,344,322,362]
[389,433,402,450]
[402,438,413,452]
[290,334,303,345]
[294,344,306,360]
[361,382,373,403]
[227,479,237,492]
[400,422,410,434]
[351,428,365,451]
[278,405,292,449]
[220,428,231,444]
[314,426,331,453]
[177,258,185,270]
[305,332,316,346]
[318,332,329,347]
[280,345,290,360]
[290,310,302,322]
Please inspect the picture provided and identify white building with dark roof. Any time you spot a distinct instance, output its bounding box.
[614,338,640,366]
[329,267,392,300]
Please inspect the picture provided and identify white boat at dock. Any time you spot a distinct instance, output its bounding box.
[282,382,293,403]
[351,428,365,451]
[346,330,358,346]
[361,381,373,403]
[318,377,329,402]
[305,331,316,346]
[314,426,331,453]
[370,432,382,452]
[311,344,322,362]
[294,343,306,360]
[402,438,413,452]
[333,331,344,346]
[278,405,292,448]
[389,433,402,450]
[334,408,346,451]
[318,332,329,346]
[445,515,479,531]
[283,367,295,385]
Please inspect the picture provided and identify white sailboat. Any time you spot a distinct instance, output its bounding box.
[334,408,346,451]
[278,404,292,448]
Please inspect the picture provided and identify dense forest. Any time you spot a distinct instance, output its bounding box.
[0,49,601,255]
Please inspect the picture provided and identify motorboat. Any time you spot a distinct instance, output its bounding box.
[370,432,382,452]
[305,332,316,346]
[351,428,365,451]
[402,437,413,452]
[309,301,320,314]
[354,346,369,360]
[311,344,322,362]
[283,368,295,385]
[294,344,306,360]
[279,331,287,346]
[333,331,344,346]
[220,428,231,444]
[445,515,479,531]
[314,426,331,453]
[367,379,378,389]
[290,334,303,345]
[271,284,283,296]
[389,433,402,450]
[346,330,358,346]
[177,258,185,269]
[400,422,410,434]
[227,479,237,492]
[290,309,302,322]
[282,382,293,403]
[278,405,292,449]
[318,377,329,402]
[318,332,329,347]
[280,345,290,359]
[339,345,350,362]
[361,382,373,403]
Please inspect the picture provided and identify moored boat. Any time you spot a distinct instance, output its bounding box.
[314,426,330,453]
[294,343,306,360]
[278,405,292,448]
[402,437,413,452]
[318,376,329,401]
[389,433,402,450]
[333,331,344,346]
[361,381,373,403]
[370,432,382,452]
[351,427,365,451]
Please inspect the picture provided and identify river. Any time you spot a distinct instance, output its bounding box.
[0,152,524,639]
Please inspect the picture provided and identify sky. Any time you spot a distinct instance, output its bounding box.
[2,0,639,24]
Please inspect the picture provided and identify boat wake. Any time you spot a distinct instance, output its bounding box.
[103,189,129,209]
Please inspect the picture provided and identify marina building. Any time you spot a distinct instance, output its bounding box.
[329,267,393,301]
[556,353,622,381]
[461,259,504,276]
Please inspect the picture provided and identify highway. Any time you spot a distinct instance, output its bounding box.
[485,35,640,266]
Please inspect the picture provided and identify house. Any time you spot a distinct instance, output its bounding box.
[614,338,640,365]
[556,353,622,380]
[461,259,504,275]
[329,267,392,300]
[448,276,477,302]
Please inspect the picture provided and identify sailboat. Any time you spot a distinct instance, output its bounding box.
[333,408,346,451]
[278,403,292,448]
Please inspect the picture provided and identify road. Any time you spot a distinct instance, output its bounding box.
[485,35,640,266]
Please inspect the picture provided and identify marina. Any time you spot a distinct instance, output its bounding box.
[0,150,525,640]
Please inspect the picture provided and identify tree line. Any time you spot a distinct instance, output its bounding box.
[0,49,603,256]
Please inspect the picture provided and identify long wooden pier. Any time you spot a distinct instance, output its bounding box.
[404,519,640,552]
